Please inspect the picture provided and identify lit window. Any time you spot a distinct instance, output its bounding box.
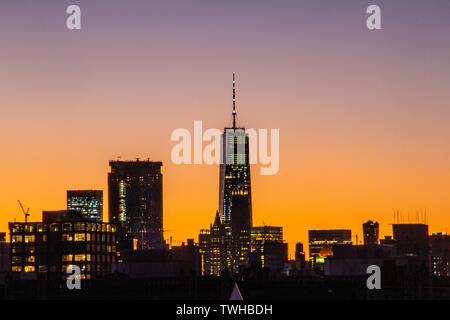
[75,254,86,261]
[24,235,35,243]
[24,265,35,272]
[74,233,86,242]
[12,256,22,264]
[11,224,22,233]
[12,266,22,272]
[62,254,73,262]
[12,235,22,243]
[62,234,73,241]
[75,222,85,232]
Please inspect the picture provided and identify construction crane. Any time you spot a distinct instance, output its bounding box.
[17,200,30,223]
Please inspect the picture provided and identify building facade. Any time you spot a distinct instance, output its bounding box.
[67,190,103,222]
[198,211,230,276]
[429,232,450,277]
[108,159,163,250]
[9,210,116,286]
[250,226,287,272]
[363,220,379,245]
[308,229,352,270]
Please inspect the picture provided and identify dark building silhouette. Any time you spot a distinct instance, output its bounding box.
[309,229,352,270]
[363,220,379,245]
[67,190,103,222]
[393,224,429,256]
[0,233,9,286]
[218,73,252,271]
[429,232,450,277]
[113,239,201,278]
[295,242,305,271]
[9,210,116,285]
[108,159,163,250]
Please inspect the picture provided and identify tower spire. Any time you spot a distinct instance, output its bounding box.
[232,72,236,129]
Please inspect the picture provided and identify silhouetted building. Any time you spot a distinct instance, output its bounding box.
[324,242,431,299]
[250,226,287,272]
[429,232,450,277]
[218,73,252,271]
[198,229,211,276]
[393,224,429,255]
[0,233,9,285]
[309,229,352,270]
[113,239,201,278]
[67,190,103,222]
[9,210,116,286]
[171,239,202,276]
[108,159,163,250]
[363,220,379,245]
[295,242,305,271]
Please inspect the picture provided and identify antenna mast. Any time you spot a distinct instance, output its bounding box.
[232,72,236,129]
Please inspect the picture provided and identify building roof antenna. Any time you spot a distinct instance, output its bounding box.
[232,72,237,129]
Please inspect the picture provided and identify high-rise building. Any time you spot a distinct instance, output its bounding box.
[67,190,103,222]
[308,229,352,270]
[218,73,252,270]
[108,159,163,250]
[9,210,116,285]
[250,226,287,272]
[362,220,379,245]
[393,223,430,271]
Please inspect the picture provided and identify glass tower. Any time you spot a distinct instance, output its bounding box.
[67,190,103,222]
[108,159,163,250]
[218,73,253,270]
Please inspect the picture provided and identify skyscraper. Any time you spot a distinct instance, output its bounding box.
[67,190,103,222]
[362,220,379,245]
[218,73,253,270]
[250,226,287,271]
[108,159,163,250]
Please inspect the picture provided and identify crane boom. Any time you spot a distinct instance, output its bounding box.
[17,200,30,223]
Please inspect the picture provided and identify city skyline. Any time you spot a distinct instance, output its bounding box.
[1,0,450,258]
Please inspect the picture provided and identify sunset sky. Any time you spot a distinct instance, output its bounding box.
[1,0,450,257]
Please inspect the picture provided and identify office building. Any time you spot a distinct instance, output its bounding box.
[9,210,117,285]
[67,190,103,222]
[250,226,287,272]
[363,220,379,245]
[108,159,163,250]
[198,211,230,276]
[218,73,252,270]
[309,229,352,270]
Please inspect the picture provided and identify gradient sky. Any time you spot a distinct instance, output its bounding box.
[1,0,450,257]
